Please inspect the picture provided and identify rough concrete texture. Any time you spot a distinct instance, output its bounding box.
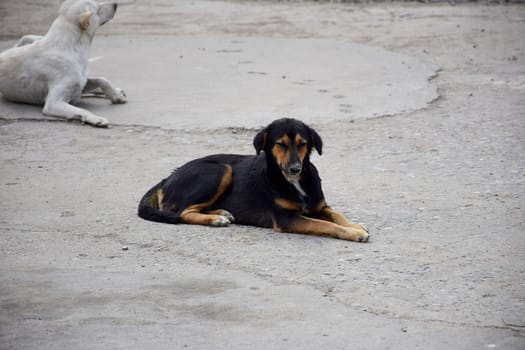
[1,1,524,349]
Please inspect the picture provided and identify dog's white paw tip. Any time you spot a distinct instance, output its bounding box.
[220,211,235,223]
[111,88,127,104]
[211,216,230,227]
[86,116,109,128]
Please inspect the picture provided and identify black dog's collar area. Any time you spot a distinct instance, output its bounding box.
[282,172,306,197]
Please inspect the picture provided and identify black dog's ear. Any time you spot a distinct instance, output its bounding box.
[253,128,267,154]
[310,127,323,155]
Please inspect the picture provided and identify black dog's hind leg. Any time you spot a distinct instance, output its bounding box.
[204,209,235,223]
[138,180,182,224]
[179,164,234,227]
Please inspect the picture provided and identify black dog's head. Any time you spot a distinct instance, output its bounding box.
[254,118,323,183]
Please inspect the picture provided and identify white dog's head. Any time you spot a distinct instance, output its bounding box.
[59,0,118,35]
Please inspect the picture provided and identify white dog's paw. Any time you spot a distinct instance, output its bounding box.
[110,88,127,104]
[83,115,109,128]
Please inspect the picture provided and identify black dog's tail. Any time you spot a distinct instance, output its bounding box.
[138,181,181,224]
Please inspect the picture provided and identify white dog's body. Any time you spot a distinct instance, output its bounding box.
[0,0,125,127]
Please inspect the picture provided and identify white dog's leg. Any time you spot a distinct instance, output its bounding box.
[83,78,127,104]
[15,35,44,47]
[43,99,109,128]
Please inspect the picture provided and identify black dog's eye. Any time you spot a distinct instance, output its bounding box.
[297,141,307,148]
[276,142,287,149]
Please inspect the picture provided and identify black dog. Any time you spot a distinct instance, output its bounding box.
[138,118,369,242]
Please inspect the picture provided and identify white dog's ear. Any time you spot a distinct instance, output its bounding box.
[79,11,92,31]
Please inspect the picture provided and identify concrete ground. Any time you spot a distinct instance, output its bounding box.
[1,1,524,349]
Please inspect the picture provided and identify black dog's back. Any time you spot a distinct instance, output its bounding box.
[210,154,276,228]
[138,154,275,227]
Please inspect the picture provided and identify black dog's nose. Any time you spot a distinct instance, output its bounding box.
[289,166,301,175]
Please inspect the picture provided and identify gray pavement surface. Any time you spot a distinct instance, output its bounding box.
[0,35,438,129]
[1,1,525,349]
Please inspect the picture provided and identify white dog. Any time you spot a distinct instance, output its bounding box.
[0,0,126,127]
